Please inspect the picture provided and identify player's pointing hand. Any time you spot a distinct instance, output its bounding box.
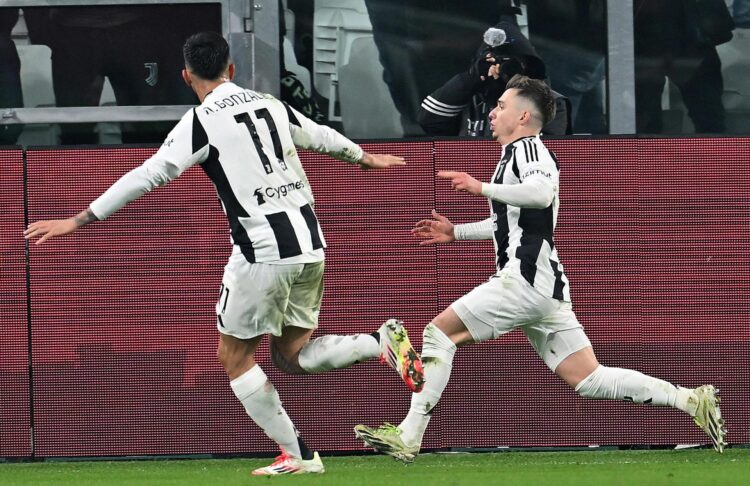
[438,170,482,195]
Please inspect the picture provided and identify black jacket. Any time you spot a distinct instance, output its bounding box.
[417,20,571,136]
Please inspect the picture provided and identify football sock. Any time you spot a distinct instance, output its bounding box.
[399,323,456,447]
[298,334,379,373]
[575,365,698,415]
[230,365,309,459]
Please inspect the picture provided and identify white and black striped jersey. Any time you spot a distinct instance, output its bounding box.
[90,82,363,264]
[490,135,571,301]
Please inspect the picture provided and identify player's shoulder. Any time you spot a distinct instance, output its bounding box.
[511,136,554,164]
[163,107,198,141]
[508,136,539,162]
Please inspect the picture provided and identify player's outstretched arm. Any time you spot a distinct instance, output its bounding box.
[24,207,99,245]
[439,169,555,209]
[412,209,455,246]
[285,101,406,169]
[358,152,406,170]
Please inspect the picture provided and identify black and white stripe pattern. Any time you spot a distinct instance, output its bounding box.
[489,136,570,301]
[87,82,335,264]
[188,83,329,263]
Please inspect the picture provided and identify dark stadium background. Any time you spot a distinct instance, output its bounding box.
[1,138,748,457]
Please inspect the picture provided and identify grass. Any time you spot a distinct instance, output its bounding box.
[2,449,749,485]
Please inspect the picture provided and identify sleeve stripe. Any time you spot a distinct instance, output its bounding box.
[191,108,209,154]
[518,140,528,164]
[420,102,454,117]
[521,139,538,163]
[421,98,465,117]
[424,96,467,111]
[282,101,301,127]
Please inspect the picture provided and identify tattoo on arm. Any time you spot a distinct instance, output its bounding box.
[73,208,99,227]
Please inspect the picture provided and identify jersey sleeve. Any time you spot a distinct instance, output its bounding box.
[454,217,494,240]
[89,110,209,220]
[283,101,363,163]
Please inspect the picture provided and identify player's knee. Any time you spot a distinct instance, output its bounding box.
[576,381,597,399]
[270,340,308,375]
[574,365,621,400]
[217,346,250,379]
[216,338,253,375]
[422,323,457,354]
[573,365,600,398]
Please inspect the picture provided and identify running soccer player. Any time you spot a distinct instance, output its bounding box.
[24,31,424,476]
[354,75,727,462]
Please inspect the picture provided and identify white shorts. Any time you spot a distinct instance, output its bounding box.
[215,255,324,340]
[451,269,591,371]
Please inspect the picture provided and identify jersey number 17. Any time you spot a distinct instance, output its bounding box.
[234,108,288,174]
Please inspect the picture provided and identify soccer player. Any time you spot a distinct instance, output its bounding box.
[24,31,424,476]
[354,75,727,462]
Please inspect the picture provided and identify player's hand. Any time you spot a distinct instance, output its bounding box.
[412,209,455,246]
[438,170,483,195]
[24,218,79,245]
[358,153,406,170]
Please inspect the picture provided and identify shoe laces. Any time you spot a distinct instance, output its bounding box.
[378,422,402,435]
[271,449,292,465]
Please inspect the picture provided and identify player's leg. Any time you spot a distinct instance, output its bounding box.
[355,306,469,463]
[215,258,324,474]
[355,271,519,463]
[271,260,375,374]
[527,303,726,452]
[557,343,696,407]
[558,343,726,452]
[269,261,423,391]
[399,307,473,441]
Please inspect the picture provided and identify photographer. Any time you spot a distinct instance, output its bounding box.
[417,20,570,137]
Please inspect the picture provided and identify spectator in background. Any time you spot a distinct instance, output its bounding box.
[37,5,218,145]
[417,17,571,137]
[364,0,519,136]
[0,9,23,145]
[634,0,734,133]
[526,0,607,134]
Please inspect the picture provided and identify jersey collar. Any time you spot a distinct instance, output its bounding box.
[204,81,238,101]
[505,134,539,148]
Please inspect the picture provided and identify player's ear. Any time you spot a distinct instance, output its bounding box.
[519,109,530,125]
[227,63,236,81]
[182,69,192,88]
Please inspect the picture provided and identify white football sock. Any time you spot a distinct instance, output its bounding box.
[399,323,456,447]
[575,365,699,415]
[298,334,379,373]
[230,365,303,458]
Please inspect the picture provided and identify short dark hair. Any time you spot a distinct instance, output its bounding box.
[505,74,556,126]
[183,31,230,81]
